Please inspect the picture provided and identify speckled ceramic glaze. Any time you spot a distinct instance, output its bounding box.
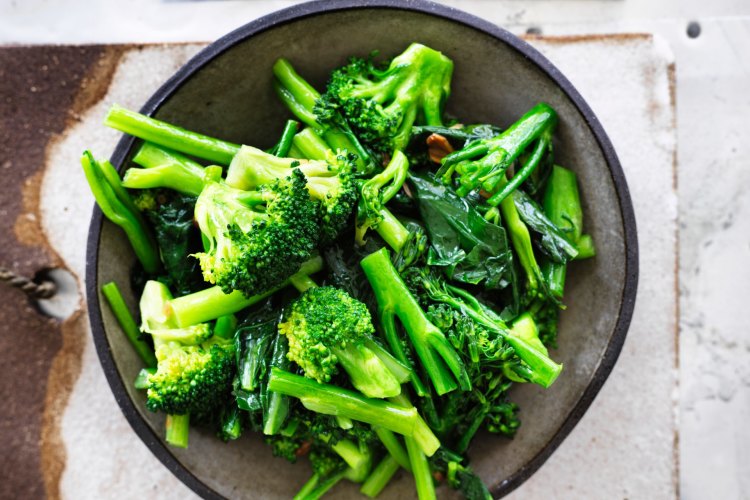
[86,1,638,498]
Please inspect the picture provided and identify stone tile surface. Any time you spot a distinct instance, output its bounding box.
[35,35,676,498]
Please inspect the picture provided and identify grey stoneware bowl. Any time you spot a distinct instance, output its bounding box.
[86,1,638,498]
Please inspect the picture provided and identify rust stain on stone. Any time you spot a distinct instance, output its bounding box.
[40,309,87,500]
[0,44,126,499]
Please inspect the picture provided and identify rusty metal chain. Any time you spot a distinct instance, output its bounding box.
[0,267,57,299]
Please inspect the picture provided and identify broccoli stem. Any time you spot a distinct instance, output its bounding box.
[167,256,323,326]
[498,180,544,299]
[123,143,215,196]
[213,314,238,339]
[292,128,330,160]
[361,248,470,396]
[405,436,436,500]
[486,131,550,206]
[274,119,300,157]
[134,367,156,389]
[104,104,241,165]
[378,309,429,397]
[273,59,371,170]
[541,165,592,295]
[332,343,401,398]
[289,273,318,292]
[373,427,411,471]
[360,454,400,498]
[267,368,422,438]
[165,413,190,448]
[294,471,347,500]
[373,207,410,251]
[575,234,596,259]
[81,151,160,274]
[101,281,157,368]
[365,339,412,384]
[263,334,291,435]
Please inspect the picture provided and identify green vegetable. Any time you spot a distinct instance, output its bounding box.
[316,43,453,153]
[101,281,157,368]
[193,170,320,297]
[361,248,470,396]
[81,151,159,274]
[279,286,403,398]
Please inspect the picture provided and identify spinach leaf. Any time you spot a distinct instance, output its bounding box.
[233,307,279,412]
[145,193,204,296]
[409,173,514,290]
[512,190,578,264]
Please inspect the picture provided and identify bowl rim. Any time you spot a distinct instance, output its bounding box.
[85,0,639,498]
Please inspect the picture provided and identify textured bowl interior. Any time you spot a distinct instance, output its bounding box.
[90,5,634,499]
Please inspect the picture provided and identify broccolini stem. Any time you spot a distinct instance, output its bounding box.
[378,309,429,397]
[575,234,596,259]
[289,273,318,292]
[132,142,204,171]
[486,132,550,206]
[375,208,410,251]
[293,471,347,500]
[104,104,241,165]
[167,256,324,326]
[267,368,420,437]
[405,436,436,500]
[213,314,238,339]
[101,281,157,368]
[292,128,330,160]
[274,120,300,157]
[263,334,292,436]
[361,248,469,396]
[82,151,160,274]
[124,142,216,196]
[373,427,411,471]
[165,414,190,448]
[272,59,371,170]
[360,454,400,498]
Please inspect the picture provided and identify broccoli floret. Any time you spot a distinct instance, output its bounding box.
[146,337,235,417]
[225,145,357,243]
[279,286,401,398]
[193,169,320,297]
[316,43,453,153]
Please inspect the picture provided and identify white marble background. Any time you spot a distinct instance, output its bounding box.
[2,0,748,498]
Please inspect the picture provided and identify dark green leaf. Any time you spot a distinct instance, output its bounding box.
[409,173,514,290]
[512,190,578,264]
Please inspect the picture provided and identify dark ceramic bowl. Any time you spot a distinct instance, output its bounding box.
[86,1,638,498]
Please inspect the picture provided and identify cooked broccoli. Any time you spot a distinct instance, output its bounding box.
[193,169,320,297]
[360,247,471,397]
[225,145,357,243]
[279,286,402,398]
[316,43,453,153]
[138,280,236,447]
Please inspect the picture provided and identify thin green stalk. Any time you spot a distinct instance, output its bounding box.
[213,314,237,339]
[82,151,160,273]
[165,413,190,448]
[360,455,400,498]
[104,104,241,164]
[275,120,300,157]
[292,128,331,160]
[267,368,420,437]
[575,234,596,259]
[294,471,347,500]
[101,281,157,368]
[405,436,436,500]
[374,427,411,471]
[167,256,323,326]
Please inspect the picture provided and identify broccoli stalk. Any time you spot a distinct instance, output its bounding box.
[273,58,372,171]
[81,151,160,274]
[279,286,403,399]
[192,170,320,297]
[101,281,157,368]
[267,368,439,456]
[316,43,453,153]
[437,103,557,200]
[360,248,471,396]
[355,150,410,246]
[360,454,400,498]
[165,255,324,327]
[138,280,236,448]
[104,104,241,164]
[121,142,222,196]
[541,165,595,297]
